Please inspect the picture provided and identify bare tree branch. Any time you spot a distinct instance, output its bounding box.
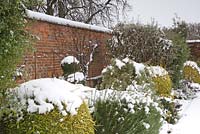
[24,0,131,27]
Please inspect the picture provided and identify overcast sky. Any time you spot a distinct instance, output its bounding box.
[126,0,200,27]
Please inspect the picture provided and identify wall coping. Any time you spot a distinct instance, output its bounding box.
[186,40,200,43]
[26,10,112,34]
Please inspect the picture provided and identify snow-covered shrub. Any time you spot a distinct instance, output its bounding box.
[147,66,172,97]
[108,23,189,88]
[61,56,83,83]
[100,58,136,91]
[175,80,200,100]
[0,78,95,134]
[159,98,180,124]
[1,102,94,134]
[131,66,178,124]
[108,23,173,67]
[91,89,162,134]
[67,72,85,84]
[183,61,200,83]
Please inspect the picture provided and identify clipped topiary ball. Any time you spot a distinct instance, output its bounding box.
[183,61,200,83]
[61,56,80,76]
[147,66,172,97]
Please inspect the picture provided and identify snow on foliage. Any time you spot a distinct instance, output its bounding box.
[101,65,113,74]
[89,85,162,115]
[122,58,145,76]
[143,122,150,129]
[147,66,168,77]
[186,40,200,43]
[61,56,79,65]
[26,10,112,33]
[160,38,173,50]
[184,61,200,74]
[115,59,125,69]
[13,78,93,115]
[10,76,162,117]
[160,85,200,134]
[67,72,85,83]
[102,58,145,76]
[132,61,145,76]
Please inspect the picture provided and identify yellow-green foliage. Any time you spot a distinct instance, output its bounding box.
[152,74,172,97]
[183,65,200,83]
[2,102,95,134]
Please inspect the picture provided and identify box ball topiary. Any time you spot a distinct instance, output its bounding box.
[183,61,200,83]
[1,102,95,134]
[146,66,172,97]
[152,75,172,97]
[61,56,80,76]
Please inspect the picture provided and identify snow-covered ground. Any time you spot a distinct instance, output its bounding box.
[160,92,200,134]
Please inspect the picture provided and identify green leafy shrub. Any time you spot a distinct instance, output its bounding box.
[183,61,200,83]
[92,93,162,134]
[144,66,172,97]
[1,102,95,134]
[100,58,136,91]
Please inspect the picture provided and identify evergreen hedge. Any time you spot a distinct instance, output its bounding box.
[0,0,31,99]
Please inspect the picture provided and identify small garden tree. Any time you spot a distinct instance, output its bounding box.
[164,18,190,87]
[108,23,172,65]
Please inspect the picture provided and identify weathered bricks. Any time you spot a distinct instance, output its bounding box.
[17,19,111,87]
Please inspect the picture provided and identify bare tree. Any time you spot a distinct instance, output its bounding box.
[25,0,130,27]
[187,23,200,40]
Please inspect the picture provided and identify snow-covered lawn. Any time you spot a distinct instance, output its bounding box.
[160,92,200,134]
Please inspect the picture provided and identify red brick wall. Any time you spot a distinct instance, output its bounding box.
[17,19,111,86]
[188,42,200,61]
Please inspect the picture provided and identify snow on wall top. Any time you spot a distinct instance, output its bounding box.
[186,40,200,43]
[26,10,112,33]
